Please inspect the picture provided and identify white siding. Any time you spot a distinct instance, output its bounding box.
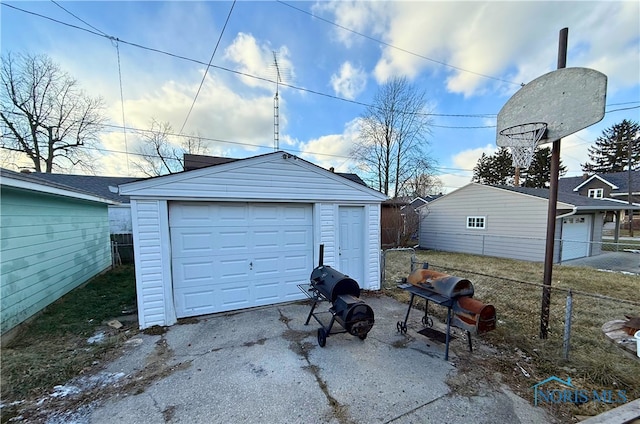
[132,200,174,328]
[365,204,381,290]
[120,154,386,203]
[123,153,386,328]
[316,203,337,266]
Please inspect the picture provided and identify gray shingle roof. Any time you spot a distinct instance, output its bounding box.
[559,171,640,194]
[495,185,639,210]
[26,173,140,203]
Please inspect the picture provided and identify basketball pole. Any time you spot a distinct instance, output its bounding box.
[539,27,568,339]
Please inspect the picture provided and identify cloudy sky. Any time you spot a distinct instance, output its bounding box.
[1,1,638,192]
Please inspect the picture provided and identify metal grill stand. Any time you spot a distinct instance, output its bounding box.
[396,283,472,361]
[299,284,368,347]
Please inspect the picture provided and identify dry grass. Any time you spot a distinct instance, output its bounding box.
[382,249,640,421]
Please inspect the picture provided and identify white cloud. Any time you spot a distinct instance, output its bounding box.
[296,118,361,172]
[437,144,497,193]
[322,1,640,99]
[223,33,294,90]
[312,1,389,48]
[330,62,367,100]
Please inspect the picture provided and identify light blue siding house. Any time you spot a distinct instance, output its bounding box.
[1,169,116,338]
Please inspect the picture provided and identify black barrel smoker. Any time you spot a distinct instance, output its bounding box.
[302,245,375,347]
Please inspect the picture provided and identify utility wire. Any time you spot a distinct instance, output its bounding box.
[49,0,131,173]
[179,0,236,135]
[277,0,524,87]
[1,3,499,123]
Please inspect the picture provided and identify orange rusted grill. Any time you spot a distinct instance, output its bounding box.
[397,266,496,360]
[453,297,497,335]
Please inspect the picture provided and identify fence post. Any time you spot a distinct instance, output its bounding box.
[563,290,573,360]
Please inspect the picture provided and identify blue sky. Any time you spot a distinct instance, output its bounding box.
[1,1,639,192]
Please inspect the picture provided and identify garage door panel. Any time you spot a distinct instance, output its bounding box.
[178,290,216,315]
[218,204,250,225]
[218,229,251,253]
[172,231,216,257]
[253,230,280,249]
[219,257,252,280]
[220,285,251,309]
[170,202,312,318]
[172,258,215,288]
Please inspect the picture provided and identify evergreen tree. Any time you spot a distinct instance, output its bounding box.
[582,119,640,173]
[473,146,566,187]
[472,147,514,185]
[521,147,567,188]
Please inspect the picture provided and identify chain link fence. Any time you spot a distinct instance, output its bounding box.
[380,248,640,404]
[110,233,134,266]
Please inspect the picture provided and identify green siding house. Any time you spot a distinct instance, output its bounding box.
[1,169,116,338]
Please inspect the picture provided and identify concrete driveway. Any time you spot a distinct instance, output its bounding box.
[77,295,553,424]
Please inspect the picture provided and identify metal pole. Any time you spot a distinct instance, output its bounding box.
[563,290,573,360]
[540,27,568,339]
[629,132,634,237]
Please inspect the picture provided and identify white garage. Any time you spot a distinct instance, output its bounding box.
[119,152,387,329]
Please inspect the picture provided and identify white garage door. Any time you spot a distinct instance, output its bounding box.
[170,202,313,318]
[561,215,591,261]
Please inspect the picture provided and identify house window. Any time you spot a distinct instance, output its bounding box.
[588,188,603,198]
[467,216,486,229]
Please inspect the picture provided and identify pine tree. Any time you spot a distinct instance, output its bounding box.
[521,147,567,188]
[582,119,640,173]
[473,147,566,187]
[472,148,514,185]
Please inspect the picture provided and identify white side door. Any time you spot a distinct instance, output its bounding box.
[338,206,365,284]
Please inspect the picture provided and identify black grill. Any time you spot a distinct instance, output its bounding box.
[301,245,375,347]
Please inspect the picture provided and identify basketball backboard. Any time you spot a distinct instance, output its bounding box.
[496,67,607,147]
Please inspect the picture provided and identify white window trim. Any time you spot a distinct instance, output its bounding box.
[467,216,486,229]
[587,188,604,198]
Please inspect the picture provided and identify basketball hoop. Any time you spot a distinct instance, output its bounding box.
[499,122,548,169]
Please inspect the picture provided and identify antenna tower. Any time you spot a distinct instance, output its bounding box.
[273,51,282,151]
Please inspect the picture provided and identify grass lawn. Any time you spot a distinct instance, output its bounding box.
[1,254,638,423]
[382,249,640,420]
[1,265,137,403]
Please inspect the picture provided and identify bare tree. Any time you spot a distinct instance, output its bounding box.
[134,119,210,177]
[0,53,106,173]
[402,169,443,198]
[352,77,434,198]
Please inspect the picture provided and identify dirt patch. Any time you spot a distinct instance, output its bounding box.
[4,333,191,424]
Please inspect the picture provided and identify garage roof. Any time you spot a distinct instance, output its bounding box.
[119,151,388,202]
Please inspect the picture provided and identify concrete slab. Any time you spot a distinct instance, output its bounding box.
[83,295,555,424]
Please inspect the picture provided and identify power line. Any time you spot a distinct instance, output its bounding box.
[277,0,525,87]
[49,0,131,173]
[179,0,236,135]
[0,2,499,124]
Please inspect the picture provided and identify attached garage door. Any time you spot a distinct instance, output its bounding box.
[170,202,313,318]
[561,215,591,261]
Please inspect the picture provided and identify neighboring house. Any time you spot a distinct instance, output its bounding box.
[0,168,116,338]
[417,183,639,263]
[559,171,640,230]
[119,151,388,329]
[27,173,139,235]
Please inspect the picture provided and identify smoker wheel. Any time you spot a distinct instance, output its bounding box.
[422,316,433,328]
[317,328,327,347]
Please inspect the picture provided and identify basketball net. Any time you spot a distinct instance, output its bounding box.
[499,122,548,169]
